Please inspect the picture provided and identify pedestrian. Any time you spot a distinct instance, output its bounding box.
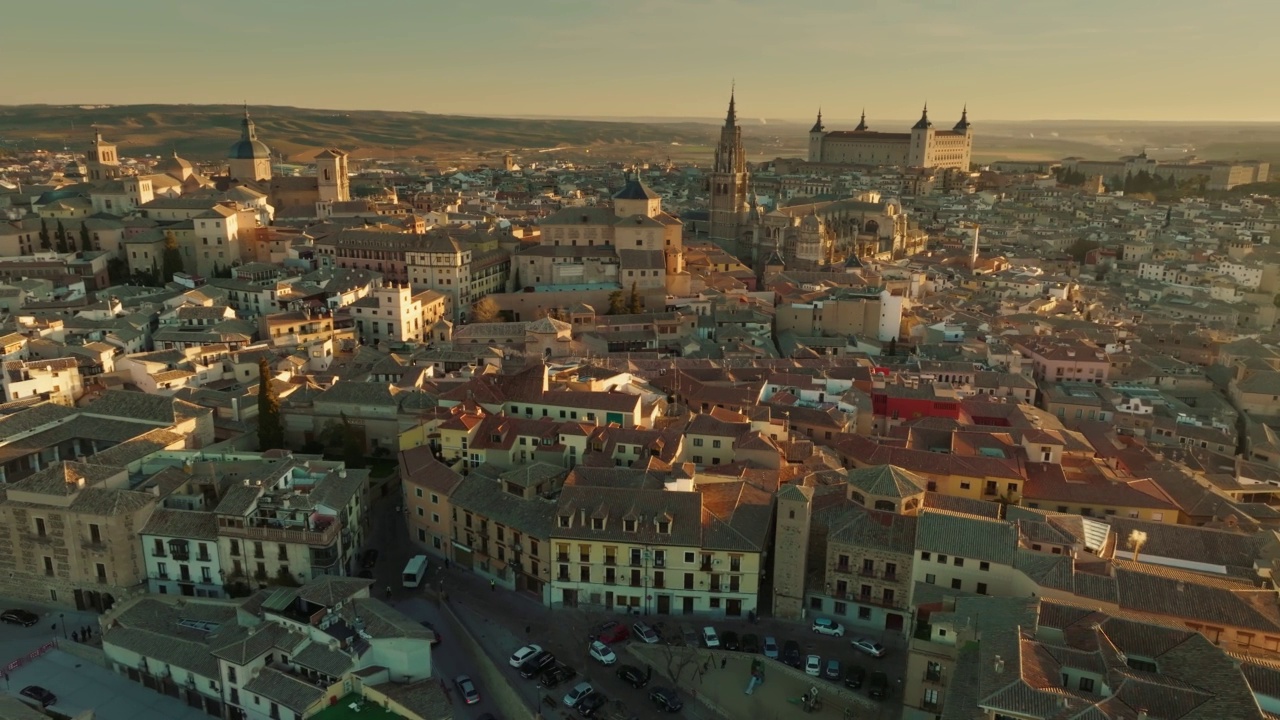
[703,658,710,672]
[490,578,495,592]
[385,586,392,600]
[84,625,91,639]
[71,631,79,643]
[721,656,727,669]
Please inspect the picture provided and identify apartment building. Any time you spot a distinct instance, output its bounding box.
[548,474,772,618]
[349,283,447,345]
[140,508,225,597]
[2,356,83,406]
[404,234,472,321]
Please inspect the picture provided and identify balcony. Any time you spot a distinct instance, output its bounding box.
[604,557,616,566]
[170,549,190,561]
[221,519,341,548]
[884,571,898,582]
[833,563,852,575]
[556,553,570,563]
[629,559,643,568]
[858,567,877,578]
[653,557,665,568]
[81,539,109,553]
[923,670,945,686]
[557,572,571,582]
[653,578,665,589]
[856,594,906,610]
[699,562,712,572]
[196,553,212,563]
[921,700,941,713]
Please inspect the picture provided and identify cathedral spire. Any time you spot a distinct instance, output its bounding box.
[241,103,257,141]
[855,109,868,132]
[810,108,824,133]
[953,104,970,132]
[725,83,737,127]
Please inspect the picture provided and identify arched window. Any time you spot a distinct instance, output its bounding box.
[874,500,896,512]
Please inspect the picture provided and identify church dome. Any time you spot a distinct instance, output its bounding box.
[157,152,192,174]
[801,211,822,230]
[228,108,272,160]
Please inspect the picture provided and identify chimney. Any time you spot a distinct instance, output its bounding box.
[1176,581,1185,592]
[993,655,1004,673]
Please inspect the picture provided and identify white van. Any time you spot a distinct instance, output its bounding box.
[402,554,429,588]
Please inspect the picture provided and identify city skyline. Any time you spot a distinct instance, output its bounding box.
[6,0,1278,122]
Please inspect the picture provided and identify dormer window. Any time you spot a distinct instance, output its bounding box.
[592,518,605,531]
[657,520,670,534]
[558,515,572,528]
[623,519,637,533]
[492,433,502,442]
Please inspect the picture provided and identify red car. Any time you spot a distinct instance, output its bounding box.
[595,621,630,644]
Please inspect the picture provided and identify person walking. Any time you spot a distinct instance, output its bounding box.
[721,656,727,669]
[385,586,392,600]
[489,578,495,592]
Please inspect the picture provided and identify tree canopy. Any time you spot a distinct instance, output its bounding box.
[256,358,284,451]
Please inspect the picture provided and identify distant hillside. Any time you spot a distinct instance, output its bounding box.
[0,104,723,164]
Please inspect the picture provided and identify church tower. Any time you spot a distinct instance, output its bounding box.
[772,483,814,621]
[807,109,824,163]
[708,88,750,255]
[907,104,934,168]
[228,106,273,183]
[315,148,350,202]
[86,127,121,182]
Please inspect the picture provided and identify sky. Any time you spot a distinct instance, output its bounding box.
[6,0,1278,122]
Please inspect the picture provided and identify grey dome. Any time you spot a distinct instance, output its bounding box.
[229,108,271,160]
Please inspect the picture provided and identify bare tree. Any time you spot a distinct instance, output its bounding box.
[1127,530,1148,564]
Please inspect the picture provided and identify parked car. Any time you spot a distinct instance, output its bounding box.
[19,685,56,708]
[804,654,822,676]
[589,640,617,665]
[782,640,803,668]
[510,643,543,667]
[721,630,740,651]
[520,650,557,679]
[811,617,845,637]
[1,609,39,627]
[649,686,684,713]
[844,665,866,689]
[419,620,442,647]
[577,692,609,718]
[762,636,779,660]
[595,621,630,644]
[540,664,577,689]
[651,621,672,643]
[701,626,720,648]
[616,664,649,688]
[741,633,760,654]
[680,624,699,647]
[632,621,660,644]
[823,658,842,681]
[454,675,480,705]
[563,681,596,708]
[850,637,888,658]
[868,670,889,700]
[360,548,379,569]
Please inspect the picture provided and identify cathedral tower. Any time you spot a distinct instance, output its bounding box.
[228,106,273,183]
[315,148,350,202]
[708,88,750,254]
[86,127,121,182]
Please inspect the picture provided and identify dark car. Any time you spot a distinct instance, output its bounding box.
[616,664,649,689]
[782,640,803,668]
[844,665,866,689]
[19,685,56,707]
[649,686,683,713]
[360,548,379,570]
[595,621,630,644]
[1,609,39,627]
[419,620,442,647]
[651,621,670,643]
[520,650,556,679]
[823,658,842,681]
[577,692,608,718]
[721,630,740,651]
[680,624,699,647]
[741,633,760,654]
[540,664,577,689]
[868,670,889,700]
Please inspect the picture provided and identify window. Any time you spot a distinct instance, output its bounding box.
[809,597,823,610]
[977,582,988,595]
[950,578,962,590]
[937,554,948,564]
[979,561,990,571]
[693,438,703,447]
[921,551,931,561]
[34,518,46,537]
[858,606,871,620]
[684,551,695,564]
[953,557,964,567]
[89,524,102,544]
[228,667,238,683]
[1079,677,1095,692]
[925,573,936,584]
[43,556,54,576]
[712,440,721,449]
[415,488,423,498]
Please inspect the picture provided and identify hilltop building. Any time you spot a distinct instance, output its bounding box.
[807,105,973,171]
[707,89,752,247]
[224,107,351,217]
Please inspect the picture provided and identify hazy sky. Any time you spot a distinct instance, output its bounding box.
[7,0,1276,122]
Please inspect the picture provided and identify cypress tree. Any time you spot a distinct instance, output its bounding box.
[256,358,284,450]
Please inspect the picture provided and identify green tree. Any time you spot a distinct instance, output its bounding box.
[470,296,501,323]
[161,230,184,282]
[626,281,643,314]
[54,220,68,253]
[38,218,50,251]
[1066,238,1101,263]
[256,358,284,451]
[888,337,897,356]
[607,290,628,315]
[79,222,92,252]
